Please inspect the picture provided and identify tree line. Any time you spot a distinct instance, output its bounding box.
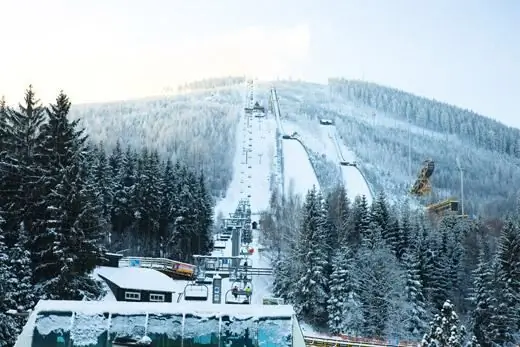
[260,185,520,346]
[274,79,520,217]
[0,87,214,346]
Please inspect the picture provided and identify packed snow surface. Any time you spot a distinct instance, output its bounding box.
[31,299,295,317]
[95,266,177,293]
[282,138,320,197]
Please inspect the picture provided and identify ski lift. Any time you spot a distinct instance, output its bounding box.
[225,285,252,305]
[183,283,209,301]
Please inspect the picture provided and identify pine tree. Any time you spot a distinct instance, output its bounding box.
[396,203,413,260]
[487,219,520,345]
[355,238,404,338]
[402,250,428,339]
[158,159,177,258]
[346,195,370,248]
[111,146,137,250]
[32,91,105,299]
[470,250,494,347]
[421,300,467,347]
[0,216,19,347]
[272,252,297,303]
[293,186,329,326]
[7,225,34,311]
[325,184,350,249]
[3,86,46,245]
[91,143,113,233]
[194,170,214,254]
[370,191,391,242]
[327,245,363,335]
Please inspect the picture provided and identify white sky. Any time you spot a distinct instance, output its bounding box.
[1,0,519,127]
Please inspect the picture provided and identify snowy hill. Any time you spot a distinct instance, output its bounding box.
[69,77,520,217]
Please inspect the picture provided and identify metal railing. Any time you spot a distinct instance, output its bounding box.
[304,335,417,347]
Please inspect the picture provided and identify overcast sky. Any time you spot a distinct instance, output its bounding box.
[1,0,519,127]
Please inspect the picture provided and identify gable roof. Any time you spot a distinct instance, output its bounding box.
[94,266,178,293]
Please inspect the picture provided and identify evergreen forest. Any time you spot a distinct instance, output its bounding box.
[0,87,214,346]
[261,186,520,346]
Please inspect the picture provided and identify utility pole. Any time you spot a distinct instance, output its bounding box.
[456,157,464,215]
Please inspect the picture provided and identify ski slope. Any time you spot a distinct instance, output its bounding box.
[248,113,277,213]
[336,148,373,204]
[281,138,320,197]
[214,111,248,217]
[270,87,321,198]
[322,124,374,204]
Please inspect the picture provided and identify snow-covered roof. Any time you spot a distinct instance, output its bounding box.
[31,299,296,317]
[94,266,176,292]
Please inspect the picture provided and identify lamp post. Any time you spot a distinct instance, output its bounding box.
[456,157,464,215]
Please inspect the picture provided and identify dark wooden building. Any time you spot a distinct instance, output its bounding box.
[96,266,175,303]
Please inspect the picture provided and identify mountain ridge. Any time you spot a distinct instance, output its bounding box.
[68,77,519,217]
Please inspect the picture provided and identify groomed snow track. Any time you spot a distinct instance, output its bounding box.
[324,124,374,204]
[270,86,321,197]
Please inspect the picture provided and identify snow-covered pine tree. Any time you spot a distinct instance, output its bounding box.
[428,231,450,310]
[91,143,113,236]
[396,202,413,260]
[272,252,297,303]
[355,230,405,338]
[293,186,329,326]
[327,245,363,335]
[194,170,214,255]
[110,146,137,250]
[0,216,19,347]
[325,184,350,252]
[470,250,494,346]
[133,148,161,255]
[370,191,391,242]
[7,224,34,311]
[346,195,370,248]
[174,168,200,261]
[4,86,46,245]
[487,218,520,345]
[402,250,428,339]
[421,300,468,347]
[32,91,105,299]
[158,158,177,258]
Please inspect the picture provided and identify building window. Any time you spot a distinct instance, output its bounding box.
[125,291,141,301]
[149,293,165,302]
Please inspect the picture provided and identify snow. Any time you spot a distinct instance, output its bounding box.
[31,299,296,317]
[282,118,373,204]
[248,112,277,214]
[281,138,321,197]
[214,110,247,217]
[94,266,180,293]
[334,135,374,204]
[15,299,296,347]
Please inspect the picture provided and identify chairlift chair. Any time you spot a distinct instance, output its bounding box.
[225,288,252,305]
[183,283,209,301]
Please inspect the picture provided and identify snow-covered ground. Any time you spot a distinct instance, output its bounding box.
[282,138,321,197]
[213,109,248,217]
[248,114,276,213]
[282,118,373,204]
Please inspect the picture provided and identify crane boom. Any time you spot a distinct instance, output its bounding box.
[410,159,434,196]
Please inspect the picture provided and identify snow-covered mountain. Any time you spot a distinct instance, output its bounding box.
[69,77,520,217]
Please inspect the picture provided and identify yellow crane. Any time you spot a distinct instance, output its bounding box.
[409,159,460,216]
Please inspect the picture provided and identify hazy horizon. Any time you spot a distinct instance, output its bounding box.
[1,0,518,127]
